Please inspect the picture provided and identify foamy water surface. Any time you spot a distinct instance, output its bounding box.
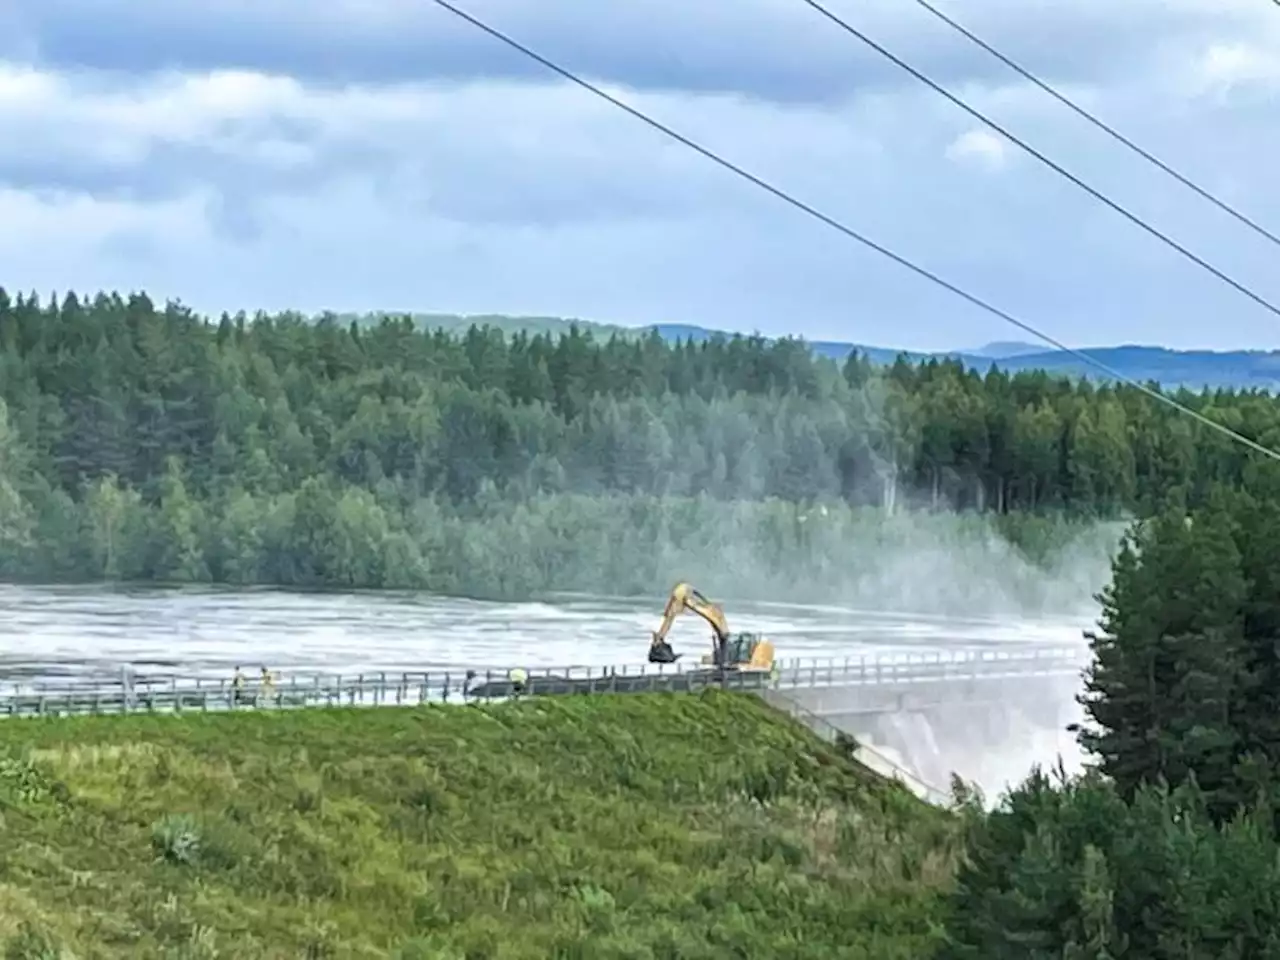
[0,583,1092,684]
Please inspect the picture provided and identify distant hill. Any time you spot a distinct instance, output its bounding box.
[336,312,1280,392]
[979,345,1280,392]
[965,341,1048,359]
[643,324,1280,391]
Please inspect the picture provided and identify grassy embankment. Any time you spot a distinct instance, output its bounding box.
[0,692,959,959]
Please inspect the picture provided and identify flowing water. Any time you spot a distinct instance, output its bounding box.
[0,582,1091,684]
[0,582,1095,799]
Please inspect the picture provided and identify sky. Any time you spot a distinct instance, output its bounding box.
[1,0,1279,352]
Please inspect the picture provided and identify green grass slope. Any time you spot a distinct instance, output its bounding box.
[0,693,958,959]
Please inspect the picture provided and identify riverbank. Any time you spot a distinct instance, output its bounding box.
[0,478,1120,618]
[0,691,958,958]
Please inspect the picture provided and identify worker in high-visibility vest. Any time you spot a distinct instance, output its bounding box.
[508,667,529,697]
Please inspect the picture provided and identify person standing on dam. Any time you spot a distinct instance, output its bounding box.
[260,666,276,706]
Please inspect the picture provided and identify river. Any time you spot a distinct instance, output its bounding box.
[0,583,1092,684]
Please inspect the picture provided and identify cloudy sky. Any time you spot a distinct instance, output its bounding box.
[2,0,1279,351]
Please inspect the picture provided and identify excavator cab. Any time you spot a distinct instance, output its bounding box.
[704,632,775,671]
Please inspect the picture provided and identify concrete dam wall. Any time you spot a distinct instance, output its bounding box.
[768,671,1084,800]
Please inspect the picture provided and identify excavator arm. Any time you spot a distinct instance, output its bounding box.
[648,582,730,665]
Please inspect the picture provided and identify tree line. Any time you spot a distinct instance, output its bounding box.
[0,286,1274,596]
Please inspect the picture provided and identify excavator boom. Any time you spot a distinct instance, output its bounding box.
[652,582,728,645]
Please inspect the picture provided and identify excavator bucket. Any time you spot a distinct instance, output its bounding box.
[648,640,680,664]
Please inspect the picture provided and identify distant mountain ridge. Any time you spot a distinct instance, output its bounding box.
[964,341,1047,359]
[337,311,1280,392]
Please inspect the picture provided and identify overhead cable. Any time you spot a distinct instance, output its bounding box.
[425,0,1280,465]
[794,0,1280,323]
[907,0,1280,253]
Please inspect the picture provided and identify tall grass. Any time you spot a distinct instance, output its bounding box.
[0,693,959,957]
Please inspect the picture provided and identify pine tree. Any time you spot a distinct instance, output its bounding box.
[1078,498,1247,811]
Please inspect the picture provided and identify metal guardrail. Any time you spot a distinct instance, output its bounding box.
[772,646,1083,689]
[0,645,1085,718]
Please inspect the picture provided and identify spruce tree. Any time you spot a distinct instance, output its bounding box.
[1078,497,1247,812]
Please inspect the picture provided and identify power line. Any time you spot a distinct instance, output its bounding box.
[425,0,1280,465]
[794,0,1280,324]
[909,0,1280,253]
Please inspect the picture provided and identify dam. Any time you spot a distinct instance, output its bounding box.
[764,652,1085,793]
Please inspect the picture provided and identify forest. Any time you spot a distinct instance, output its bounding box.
[0,286,1271,603]
[940,477,1280,956]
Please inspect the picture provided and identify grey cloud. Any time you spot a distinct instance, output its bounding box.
[0,133,327,210]
[5,58,1280,307]
[0,68,824,226]
[8,0,1270,104]
[0,114,720,229]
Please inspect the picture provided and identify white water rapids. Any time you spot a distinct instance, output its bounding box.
[0,582,1089,683]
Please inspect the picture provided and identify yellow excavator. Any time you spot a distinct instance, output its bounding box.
[647,582,775,672]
